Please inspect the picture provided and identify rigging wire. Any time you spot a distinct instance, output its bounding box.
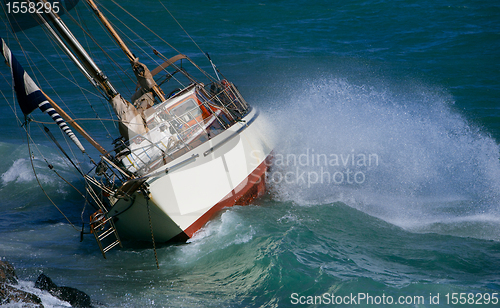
[26,122,80,232]
[107,0,181,55]
[89,4,170,91]
[65,4,137,86]
[157,1,206,59]
[156,0,224,82]
[0,70,23,127]
[105,0,216,83]
[96,0,186,89]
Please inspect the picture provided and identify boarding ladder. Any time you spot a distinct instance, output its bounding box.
[86,179,123,258]
[90,209,122,258]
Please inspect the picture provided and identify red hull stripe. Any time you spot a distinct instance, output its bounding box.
[183,155,271,238]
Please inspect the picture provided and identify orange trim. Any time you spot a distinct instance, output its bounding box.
[182,154,272,238]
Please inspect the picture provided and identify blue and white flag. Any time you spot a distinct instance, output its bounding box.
[1,37,85,152]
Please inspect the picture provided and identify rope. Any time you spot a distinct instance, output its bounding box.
[157,1,206,58]
[26,122,80,231]
[146,198,160,269]
[107,0,180,54]
[100,0,189,88]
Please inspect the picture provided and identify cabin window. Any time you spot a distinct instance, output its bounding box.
[171,98,202,122]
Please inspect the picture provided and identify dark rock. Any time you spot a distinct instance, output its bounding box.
[0,260,17,284]
[0,260,43,307]
[36,273,92,308]
[35,273,58,291]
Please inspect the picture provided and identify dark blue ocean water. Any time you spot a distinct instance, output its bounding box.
[1,0,500,307]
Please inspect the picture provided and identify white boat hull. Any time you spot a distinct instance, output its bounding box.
[108,107,273,242]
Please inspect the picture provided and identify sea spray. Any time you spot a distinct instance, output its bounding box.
[266,77,500,240]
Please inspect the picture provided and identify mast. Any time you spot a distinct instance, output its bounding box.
[35,10,98,89]
[39,0,117,99]
[33,0,147,139]
[84,0,166,104]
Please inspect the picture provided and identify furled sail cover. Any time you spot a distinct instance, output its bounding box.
[3,0,80,33]
[1,37,85,152]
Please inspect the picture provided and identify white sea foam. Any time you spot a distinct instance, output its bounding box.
[4,280,71,308]
[175,210,256,263]
[267,77,500,239]
[1,158,46,184]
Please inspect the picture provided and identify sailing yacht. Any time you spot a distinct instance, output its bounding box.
[1,0,273,258]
